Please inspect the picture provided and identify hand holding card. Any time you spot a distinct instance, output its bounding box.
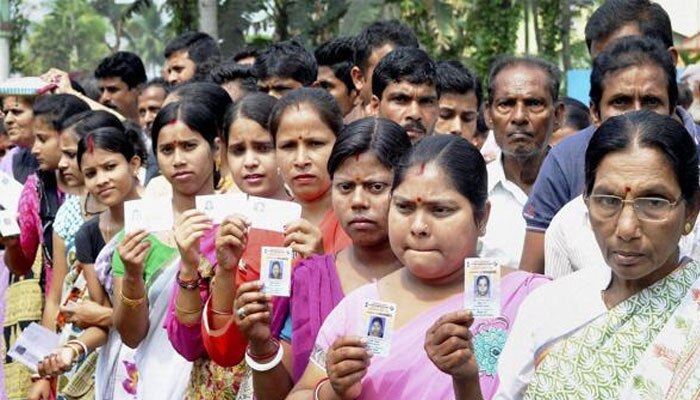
[326,336,370,400]
[215,215,250,271]
[117,230,151,278]
[425,310,480,381]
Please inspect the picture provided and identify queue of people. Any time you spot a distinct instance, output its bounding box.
[1,0,700,399]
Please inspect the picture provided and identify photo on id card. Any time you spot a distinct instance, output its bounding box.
[362,300,396,357]
[260,246,293,297]
[464,258,500,318]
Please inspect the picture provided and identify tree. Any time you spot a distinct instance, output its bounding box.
[122,3,171,75]
[7,0,29,74]
[92,0,152,52]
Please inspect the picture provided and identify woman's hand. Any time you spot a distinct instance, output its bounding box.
[59,300,111,329]
[234,281,273,347]
[283,219,324,258]
[40,68,74,95]
[37,346,74,376]
[424,311,479,381]
[215,215,249,271]
[326,336,371,400]
[174,210,213,272]
[27,378,52,400]
[117,230,150,279]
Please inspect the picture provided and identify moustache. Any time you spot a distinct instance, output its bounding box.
[403,120,427,134]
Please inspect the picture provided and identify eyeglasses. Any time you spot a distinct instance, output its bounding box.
[586,194,683,221]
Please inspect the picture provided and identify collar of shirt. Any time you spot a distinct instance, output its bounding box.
[486,152,530,205]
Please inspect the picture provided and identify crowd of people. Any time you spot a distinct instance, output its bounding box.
[1,0,700,398]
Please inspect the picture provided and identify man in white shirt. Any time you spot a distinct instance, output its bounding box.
[479,57,561,267]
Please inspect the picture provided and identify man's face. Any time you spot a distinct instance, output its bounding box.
[98,76,140,121]
[590,24,642,59]
[138,86,167,135]
[257,76,303,99]
[359,43,395,105]
[165,50,197,86]
[372,80,438,143]
[435,91,479,140]
[487,64,556,160]
[593,64,671,123]
[316,66,356,116]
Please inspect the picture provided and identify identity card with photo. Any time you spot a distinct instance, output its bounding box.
[464,258,501,318]
[124,197,174,233]
[247,196,302,233]
[260,246,293,297]
[362,299,396,357]
[195,193,247,224]
[0,210,20,237]
[0,171,23,212]
[7,322,60,371]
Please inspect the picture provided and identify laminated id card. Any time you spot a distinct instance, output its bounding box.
[260,246,293,297]
[124,197,174,233]
[362,299,396,357]
[464,258,501,318]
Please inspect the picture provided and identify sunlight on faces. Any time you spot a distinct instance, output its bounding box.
[156,121,219,196]
[226,116,285,198]
[166,51,197,86]
[138,86,167,133]
[588,146,699,282]
[31,117,61,171]
[257,77,304,99]
[2,96,34,148]
[435,92,479,140]
[332,152,393,247]
[317,66,355,116]
[373,81,438,143]
[98,77,139,118]
[275,104,336,202]
[388,163,486,282]
[58,127,83,187]
[592,65,671,124]
[80,147,140,207]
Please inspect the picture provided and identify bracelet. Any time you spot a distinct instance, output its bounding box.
[314,377,330,400]
[120,289,146,308]
[246,338,280,361]
[177,270,201,290]
[210,307,233,316]
[245,340,284,372]
[66,339,88,364]
[175,302,202,315]
[63,343,81,365]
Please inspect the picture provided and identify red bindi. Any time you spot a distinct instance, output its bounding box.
[416,197,422,203]
[625,186,631,193]
[87,134,95,153]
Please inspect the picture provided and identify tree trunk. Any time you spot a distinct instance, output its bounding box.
[561,0,571,72]
[533,0,541,53]
[523,0,529,54]
[199,0,218,39]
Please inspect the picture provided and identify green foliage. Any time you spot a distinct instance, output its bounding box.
[122,3,171,72]
[164,0,198,35]
[8,0,29,74]
[464,0,521,79]
[22,0,110,75]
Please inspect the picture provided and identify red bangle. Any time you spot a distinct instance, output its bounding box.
[314,377,330,400]
[177,270,201,290]
[246,337,280,361]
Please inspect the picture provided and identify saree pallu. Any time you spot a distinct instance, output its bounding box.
[525,259,700,399]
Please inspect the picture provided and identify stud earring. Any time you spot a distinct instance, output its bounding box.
[685,222,693,234]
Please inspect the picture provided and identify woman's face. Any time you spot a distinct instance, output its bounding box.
[332,152,393,247]
[271,263,282,278]
[588,146,699,282]
[2,96,34,148]
[156,120,219,196]
[275,104,336,202]
[226,116,285,198]
[80,147,140,207]
[389,162,486,283]
[369,320,383,337]
[58,128,83,187]
[31,117,61,171]
[477,277,489,296]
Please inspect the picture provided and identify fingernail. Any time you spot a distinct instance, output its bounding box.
[360,338,368,345]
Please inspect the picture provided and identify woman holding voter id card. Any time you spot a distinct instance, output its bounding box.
[496,112,700,399]
[231,117,411,399]
[287,135,549,400]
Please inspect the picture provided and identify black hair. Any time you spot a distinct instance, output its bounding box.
[372,47,437,99]
[33,94,90,132]
[151,100,221,186]
[436,61,483,109]
[164,32,221,64]
[210,62,257,93]
[70,110,147,168]
[393,134,488,216]
[222,93,278,146]
[315,37,356,94]
[168,82,233,132]
[77,125,146,169]
[678,82,693,110]
[327,117,412,177]
[590,36,677,116]
[268,88,343,144]
[585,110,699,202]
[139,78,170,96]
[253,40,318,87]
[94,51,147,89]
[560,97,592,131]
[487,56,561,104]
[232,47,259,63]
[584,0,673,53]
[354,20,419,74]
[476,108,489,137]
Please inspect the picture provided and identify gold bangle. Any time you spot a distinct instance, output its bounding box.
[64,343,81,364]
[120,289,146,308]
[175,302,202,315]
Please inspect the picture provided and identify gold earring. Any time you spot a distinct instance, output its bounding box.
[685,222,693,234]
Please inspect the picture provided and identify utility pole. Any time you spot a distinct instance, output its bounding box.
[0,0,10,80]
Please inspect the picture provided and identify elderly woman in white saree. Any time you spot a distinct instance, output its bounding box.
[495,110,700,399]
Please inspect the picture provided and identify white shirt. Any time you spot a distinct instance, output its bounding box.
[480,155,529,268]
[494,266,610,399]
[545,195,607,279]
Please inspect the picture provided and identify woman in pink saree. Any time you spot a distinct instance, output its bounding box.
[288,135,549,400]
